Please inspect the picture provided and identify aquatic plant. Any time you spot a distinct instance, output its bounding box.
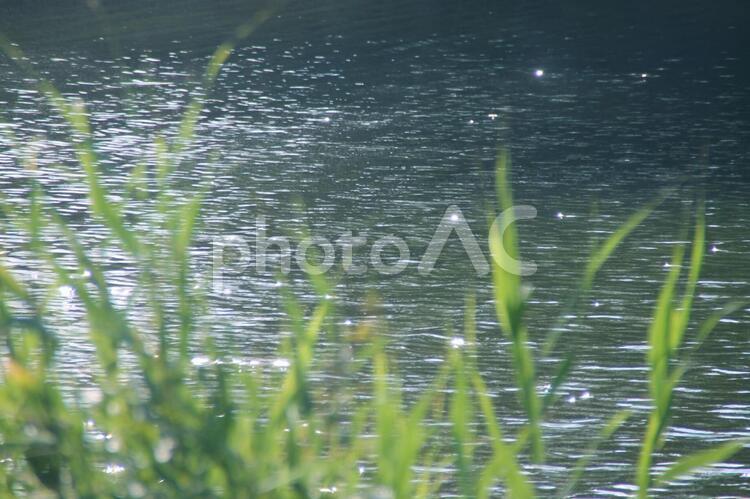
[0,29,746,498]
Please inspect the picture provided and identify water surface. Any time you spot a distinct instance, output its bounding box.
[1,1,749,495]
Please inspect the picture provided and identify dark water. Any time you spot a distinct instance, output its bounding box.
[1,0,749,496]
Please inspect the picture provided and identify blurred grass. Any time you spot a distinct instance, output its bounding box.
[0,29,747,498]
[635,204,747,498]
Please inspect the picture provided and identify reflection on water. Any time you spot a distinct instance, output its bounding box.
[1,0,749,495]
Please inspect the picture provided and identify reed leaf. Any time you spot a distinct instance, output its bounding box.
[489,149,544,463]
[654,440,747,486]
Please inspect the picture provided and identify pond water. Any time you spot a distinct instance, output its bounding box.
[1,0,749,495]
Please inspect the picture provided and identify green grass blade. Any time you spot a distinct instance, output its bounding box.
[1,40,141,257]
[449,348,473,498]
[174,194,203,368]
[654,440,747,486]
[173,11,272,158]
[0,265,31,302]
[582,196,664,294]
[541,353,573,414]
[695,300,749,346]
[670,203,705,351]
[489,149,544,463]
[472,371,534,499]
[637,243,684,498]
[558,410,631,497]
[543,192,668,359]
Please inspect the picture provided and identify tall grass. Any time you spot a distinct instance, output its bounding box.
[0,32,747,498]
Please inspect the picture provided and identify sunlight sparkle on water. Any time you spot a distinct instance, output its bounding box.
[272,358,290,369]
[534,69,544,77]
[191,355,212,367]
[450,337,465,349]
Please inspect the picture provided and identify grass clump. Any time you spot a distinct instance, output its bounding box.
[0,30,747,498]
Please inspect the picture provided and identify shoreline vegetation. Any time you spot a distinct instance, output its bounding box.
[1,32,747,498]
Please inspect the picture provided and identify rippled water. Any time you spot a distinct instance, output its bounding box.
[1,0,749,495]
